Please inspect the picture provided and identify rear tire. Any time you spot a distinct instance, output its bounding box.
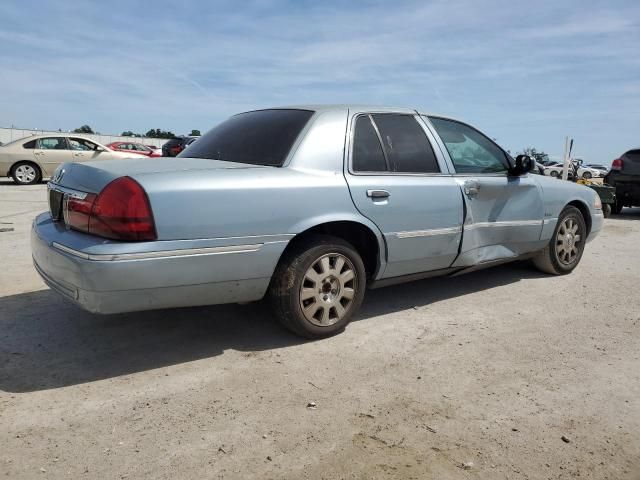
[550,171,559,178]
[602,204,612,218]
[532,206,586,275]
[582,171,592,180]
[269,235,366,338]
[612,200,623,214]
[10,161,42,185]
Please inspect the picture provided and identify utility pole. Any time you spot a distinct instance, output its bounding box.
[562,137,573,181]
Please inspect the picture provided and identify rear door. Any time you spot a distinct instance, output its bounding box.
[426,117,544,266]
[345,112,463,279]
[33,137,72,176]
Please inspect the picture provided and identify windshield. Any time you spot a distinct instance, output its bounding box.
[179,109,314,166]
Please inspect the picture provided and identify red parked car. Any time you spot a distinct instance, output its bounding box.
[107,142,162,157]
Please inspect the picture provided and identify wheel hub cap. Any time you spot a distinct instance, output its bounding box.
[16,165,36,183]
[556,217,582,265]
[300,253,357,326]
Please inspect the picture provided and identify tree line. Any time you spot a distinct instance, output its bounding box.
[73,125,200,139]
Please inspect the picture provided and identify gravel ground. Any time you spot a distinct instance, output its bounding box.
[1,178,639,479]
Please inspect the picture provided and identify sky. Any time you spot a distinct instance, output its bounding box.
[0,0,638,162]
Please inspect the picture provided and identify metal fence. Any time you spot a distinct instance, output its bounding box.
[0,127,168,148]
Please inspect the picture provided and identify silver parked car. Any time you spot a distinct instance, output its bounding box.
[32,106,604,338]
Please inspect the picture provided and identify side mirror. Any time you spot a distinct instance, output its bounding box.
[510,154,534,176]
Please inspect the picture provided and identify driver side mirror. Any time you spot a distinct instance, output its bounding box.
[510,154,535,176]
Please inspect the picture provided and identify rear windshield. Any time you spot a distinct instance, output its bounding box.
[179,109,314,166]
[623,149,640,161]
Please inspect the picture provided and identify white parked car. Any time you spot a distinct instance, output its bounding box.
[543,162,602,180]
[0,134,146,185]
[585,163,610,175]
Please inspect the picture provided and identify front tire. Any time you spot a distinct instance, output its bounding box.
[11,162,42,185]
[549,171,559,178]
[532,206,586,275]
[269,235,366,338]
[582,171,592,180]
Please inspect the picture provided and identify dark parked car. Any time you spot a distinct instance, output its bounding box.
[161,136,198,157]
[604,149,640,213]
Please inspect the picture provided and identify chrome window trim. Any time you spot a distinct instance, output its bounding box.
[47,182,88,200]
[394,226,462,238]
[52,242,264,262]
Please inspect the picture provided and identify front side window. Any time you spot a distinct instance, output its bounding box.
[180,109,314,166]
[38,137,69,150]
[69,138,98,151]
[428,117,508,174]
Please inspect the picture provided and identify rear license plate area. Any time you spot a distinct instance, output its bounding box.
[49,189,64,221]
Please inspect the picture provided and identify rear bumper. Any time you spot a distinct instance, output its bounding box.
[31,213,289,314]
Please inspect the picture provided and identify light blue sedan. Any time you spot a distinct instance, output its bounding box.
[31,105,604,338]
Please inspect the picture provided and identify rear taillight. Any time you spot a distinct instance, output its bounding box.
[611,158,623,170]
[65,177,156,241]
[64,194,97,232]
[89,177,156,241]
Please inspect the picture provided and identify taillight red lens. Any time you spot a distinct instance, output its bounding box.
[88,177,157,241]
[611,158,623,170]
[64,194,97,233]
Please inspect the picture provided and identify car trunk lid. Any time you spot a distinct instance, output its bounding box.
[48,157,268,194]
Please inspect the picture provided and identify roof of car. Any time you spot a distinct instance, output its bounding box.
[242,104,458,120]
[13,133,96,141]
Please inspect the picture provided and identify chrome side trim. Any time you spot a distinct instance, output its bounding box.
[543,217,558,225]
[47,182,88,200]
[52,242,263,262]
[464,219,542,230]
[395,226,462,238]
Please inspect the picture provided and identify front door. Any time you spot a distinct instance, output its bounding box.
[426,116,544,267]
[345,113,464,279]
[67,137,109,163]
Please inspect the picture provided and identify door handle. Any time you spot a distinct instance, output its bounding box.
[463,179,480,197]
[366,189,390,199]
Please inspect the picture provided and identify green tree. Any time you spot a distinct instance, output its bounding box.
[145,128,175,139]
[190,129,201,136]
[73,125,94,134]
[121,131,140,137]
[519,147,549,163]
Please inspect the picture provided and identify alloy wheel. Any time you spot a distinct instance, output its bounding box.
[555,217,582,265]
[299,253,357,326]
[15,164,37,184]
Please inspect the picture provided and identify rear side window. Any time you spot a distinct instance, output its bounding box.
[37,137,69,150]
[180,109,314,166]
[371,114,440,173]
[23,139,37,149]
[352,116,387,172]
[352,114,440,174]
